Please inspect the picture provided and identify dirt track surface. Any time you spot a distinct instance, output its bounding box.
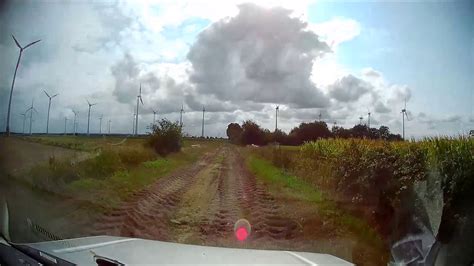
[94,146,302,249]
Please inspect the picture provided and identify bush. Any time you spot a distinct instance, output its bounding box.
[147,119,182,156]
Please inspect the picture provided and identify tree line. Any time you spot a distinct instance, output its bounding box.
[226,120,402,146]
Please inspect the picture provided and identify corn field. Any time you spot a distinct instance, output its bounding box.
[257,137,474,242]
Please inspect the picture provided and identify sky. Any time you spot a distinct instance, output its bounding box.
[0,0,473,138]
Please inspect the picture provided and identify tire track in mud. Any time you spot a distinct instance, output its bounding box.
[94,146,301,247]
[93,150,218,241]
[199,147,301,247]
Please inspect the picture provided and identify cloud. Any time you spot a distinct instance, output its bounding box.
[187,3,331,109]
[362,68,382,79]
[374,101,391,113]
[328,74,372,102]
[309,17,361,48]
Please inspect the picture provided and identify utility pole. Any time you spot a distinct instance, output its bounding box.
[201,106,205,138]
[5,35,41,136]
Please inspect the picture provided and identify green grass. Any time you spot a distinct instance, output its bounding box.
[247,155,322,203]
[64,140,217,210]
[246,153,385,251]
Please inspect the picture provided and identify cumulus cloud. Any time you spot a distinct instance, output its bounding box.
[309,17,361,48]
[328,75,372,102]
[374,101,391,113]
[362,68,382,79]
[187,3,331,109]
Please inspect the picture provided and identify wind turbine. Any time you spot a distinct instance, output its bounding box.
[318,111,322,122]
[152,109,157,124]
[86,100,97,136]
[135,84,144,136]
[359,116,363,125]
[275,105,280,132]
[179,104,184,128]
[98,115,103,135]
[401,99,410,140]
[367,108,371,128]
[26,99,38,135]
[19,111,27,134]
[43,90,58,134]
[108,119,111,134]
[72,110,78,135]
[201,106,205,138]
[5,35,41,136]
[132,113,136,135]
[64,117,68,135]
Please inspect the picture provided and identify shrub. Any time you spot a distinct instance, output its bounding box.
[147,119,182,156]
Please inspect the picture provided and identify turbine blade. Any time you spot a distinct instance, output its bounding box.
[43,90,50,98]
[11,34,21,49]
[52,94,59,98]
[140,96,143,105]
[139,83,142,95]
[86,99,90,105]
[23,39,41,49]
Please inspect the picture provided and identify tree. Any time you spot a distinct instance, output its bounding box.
[379,126,390,140]
[226,123,243,144]
[289,121,332,145]
[241,120,265,145]
[147,119,182,156]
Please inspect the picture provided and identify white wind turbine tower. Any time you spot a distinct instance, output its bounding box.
[275,105,280,132]
[367,108,371,128]
[132,113,136,135]
[108,119,111,134]
[98,115,103,135]
[135,84,144,136]
[201,106,205,138]
[72,110,78,135]
[401,99,410,140]
[86,100,97,136]
[179,104,184,128]
[152,109,157,124]
[19,111,27,134]
[5,35,41,136]
[26,99,38,135]
[43,90,58,134]
[64,117,68,135]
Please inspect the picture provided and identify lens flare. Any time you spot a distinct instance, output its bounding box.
[234,218,251,242]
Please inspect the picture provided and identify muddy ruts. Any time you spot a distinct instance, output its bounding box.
[92,151,217,241]
[200,148,299,243]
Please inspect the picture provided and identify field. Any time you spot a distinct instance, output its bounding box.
[0,135,472,265]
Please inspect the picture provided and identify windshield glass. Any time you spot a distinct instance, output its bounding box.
[0,1,473,265]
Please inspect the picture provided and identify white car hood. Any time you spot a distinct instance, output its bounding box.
[27,235,353,265]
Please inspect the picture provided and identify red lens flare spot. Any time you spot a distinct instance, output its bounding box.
[235,227,248,241]
[234,218,251,242]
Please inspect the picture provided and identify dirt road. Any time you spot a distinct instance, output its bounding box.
[94,146,302,250]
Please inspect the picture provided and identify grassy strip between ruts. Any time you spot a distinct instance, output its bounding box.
[246,154,386,252]
[66,141,219,212]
